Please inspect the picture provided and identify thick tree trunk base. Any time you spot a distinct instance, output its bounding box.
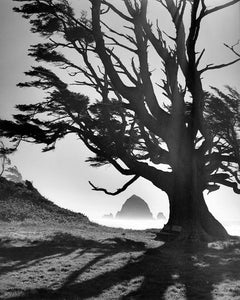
[162,181,229,242]
[159,216,229,242]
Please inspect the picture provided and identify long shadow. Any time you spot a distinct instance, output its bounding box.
[3,234,240,300]
[124,238,240,299]
[0,232,147,299]
[0,232,109,276]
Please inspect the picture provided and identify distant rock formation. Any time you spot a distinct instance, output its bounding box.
[116,195,153,220]
[157,212,166,221]
[102,213,113,219]
[5,165,24,184]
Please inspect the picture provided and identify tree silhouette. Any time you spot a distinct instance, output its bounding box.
[1,0,240,241]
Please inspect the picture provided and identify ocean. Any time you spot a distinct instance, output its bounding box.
[94,218,240,236]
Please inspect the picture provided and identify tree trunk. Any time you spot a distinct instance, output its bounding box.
[159,122,229,242]
[162,174,229,242]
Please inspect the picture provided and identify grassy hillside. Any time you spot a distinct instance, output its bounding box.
[0,177,88,224]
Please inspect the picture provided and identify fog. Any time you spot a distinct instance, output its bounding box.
[94,218,166,230]
[91,218,240,237]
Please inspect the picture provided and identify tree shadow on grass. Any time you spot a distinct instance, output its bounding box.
[0,231,146,299]
[3,234,240,300]
[0,232,145,275]
[0,232,105,276]
[124,238,240,299]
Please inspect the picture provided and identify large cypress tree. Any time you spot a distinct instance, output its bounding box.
[1,0,240,240]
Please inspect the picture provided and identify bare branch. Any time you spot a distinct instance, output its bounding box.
[156,0,167,9]
[200,0,207,11]
[89,175,139,195]
[104,33,137,53]
[102,0,133,22]
[131,57,142,83]
[165,0,188,77]
[196,48,205,67]
[224,41,240,57]
[101,20,137,47]
[105,49,138,85]
[204,0,240,16]
[49,38,74,49]
[200,58,240,73]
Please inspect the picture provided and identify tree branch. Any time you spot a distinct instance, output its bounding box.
[105,49,138,85]
[224,41,240,57]
[102,0,133,22]
[204,0,240,16]
[196,48,205,67]
[91,0,170,140]
[89,175,139,195]
[200,58,240,73]
[165,0,188,77]
[207,152,239,164]
[217,180,240,194]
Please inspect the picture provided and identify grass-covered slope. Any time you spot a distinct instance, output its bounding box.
[0,177,89,223]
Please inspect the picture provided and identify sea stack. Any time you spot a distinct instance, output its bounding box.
[116,195,153,220]
[157,212,166,221]
[102,213,114,219]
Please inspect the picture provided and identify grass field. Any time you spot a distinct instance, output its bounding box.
[1,221,240,300]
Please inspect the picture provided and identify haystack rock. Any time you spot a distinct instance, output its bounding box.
[116,195,153,220]
[157,212,166,221]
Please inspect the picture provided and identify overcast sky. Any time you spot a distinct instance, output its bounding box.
[0,0,240,225]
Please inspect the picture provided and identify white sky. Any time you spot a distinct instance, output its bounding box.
[0,0,239,225]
